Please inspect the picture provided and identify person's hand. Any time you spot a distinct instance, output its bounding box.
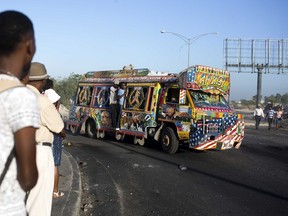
[60,129,66,139]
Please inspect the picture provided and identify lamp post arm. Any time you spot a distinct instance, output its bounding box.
[189,32,219,45]
[160,30,218,68]
[161,31,190,45]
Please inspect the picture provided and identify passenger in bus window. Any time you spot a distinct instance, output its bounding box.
[116,82,126,129]
[110,80,119,128]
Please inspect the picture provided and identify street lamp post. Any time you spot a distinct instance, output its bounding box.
[160,30,218,68]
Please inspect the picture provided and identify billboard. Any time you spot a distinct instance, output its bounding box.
[224,39,288,74]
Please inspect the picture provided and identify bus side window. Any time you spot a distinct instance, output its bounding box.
[126,86,147,111]
[77,86,93,106]
[166,88,179,103]
[94,86,109,108]
[92,87,99,107]
[86,86,93,106]
[147,87,154,111]
[139,87,149,110]
[124,87,134,109]
[76,86,82,105]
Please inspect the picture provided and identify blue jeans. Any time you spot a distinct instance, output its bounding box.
[52,134,63,166]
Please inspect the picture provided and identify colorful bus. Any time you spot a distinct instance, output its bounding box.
[66,65,244,153]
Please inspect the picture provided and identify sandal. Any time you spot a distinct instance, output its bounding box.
[53,191,64,198]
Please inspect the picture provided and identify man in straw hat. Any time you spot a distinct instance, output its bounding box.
[43,80,66,198]
[26,62,64,216]
[0,10,39,216]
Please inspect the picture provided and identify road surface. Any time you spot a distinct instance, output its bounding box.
[64,125,288,216]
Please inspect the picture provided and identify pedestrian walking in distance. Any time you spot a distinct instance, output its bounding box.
[265,107,276,130]
[253,106,264,130]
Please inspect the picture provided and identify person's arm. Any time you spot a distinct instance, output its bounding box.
[55,100,61,111]
[42,101,64,134]
[59,128,66,139]
[14,127,38,191]
[117,91,124,100]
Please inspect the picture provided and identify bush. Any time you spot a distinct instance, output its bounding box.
[53,73,83,109]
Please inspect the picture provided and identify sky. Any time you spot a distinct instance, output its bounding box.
[1,0,287,101]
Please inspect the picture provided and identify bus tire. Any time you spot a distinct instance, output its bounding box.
[138,137,145,146]
[70,125,77,135]
[160,127,179,154]
[86,120,96,138]
[115,133,125,141]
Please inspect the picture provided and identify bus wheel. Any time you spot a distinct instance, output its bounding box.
[70,125,77,135]
[115,133,125,141]
[160,127,179,154]
[96,130,102,139]
[99,131,105,138]
[138,137,145,146]
[133,137,145,145]
[86,120,96,138]
[133,136,138,145]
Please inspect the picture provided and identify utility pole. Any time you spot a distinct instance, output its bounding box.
[256,64,263,107]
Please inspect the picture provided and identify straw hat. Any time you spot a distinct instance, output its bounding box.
[29,62,48,81]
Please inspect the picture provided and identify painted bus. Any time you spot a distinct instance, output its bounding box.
[66,65,245,154]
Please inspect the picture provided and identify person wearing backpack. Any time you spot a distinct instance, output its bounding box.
[0,10,39,216]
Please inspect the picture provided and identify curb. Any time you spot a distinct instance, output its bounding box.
[62,150,82,216]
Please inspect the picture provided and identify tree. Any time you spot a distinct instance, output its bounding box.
[275,93,282,104]
[53,73,83,108]
[281,93,288,104]
[240,99,254,106]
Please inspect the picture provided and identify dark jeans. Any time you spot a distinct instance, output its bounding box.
[267,117,273,130]
[255,115,262,129]
[110,104,118,128]
[116,105,123,128]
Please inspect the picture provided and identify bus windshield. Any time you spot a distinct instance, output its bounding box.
[189,90,230,109]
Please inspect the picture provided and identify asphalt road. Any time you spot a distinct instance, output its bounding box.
[64,125,288,216]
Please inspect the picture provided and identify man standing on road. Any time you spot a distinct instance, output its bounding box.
[253,106,264,130]
[265,107,276,130]
[0,10,39,216]
[26,62,65,216]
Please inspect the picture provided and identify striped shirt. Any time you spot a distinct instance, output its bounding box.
[266,109,276,118]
